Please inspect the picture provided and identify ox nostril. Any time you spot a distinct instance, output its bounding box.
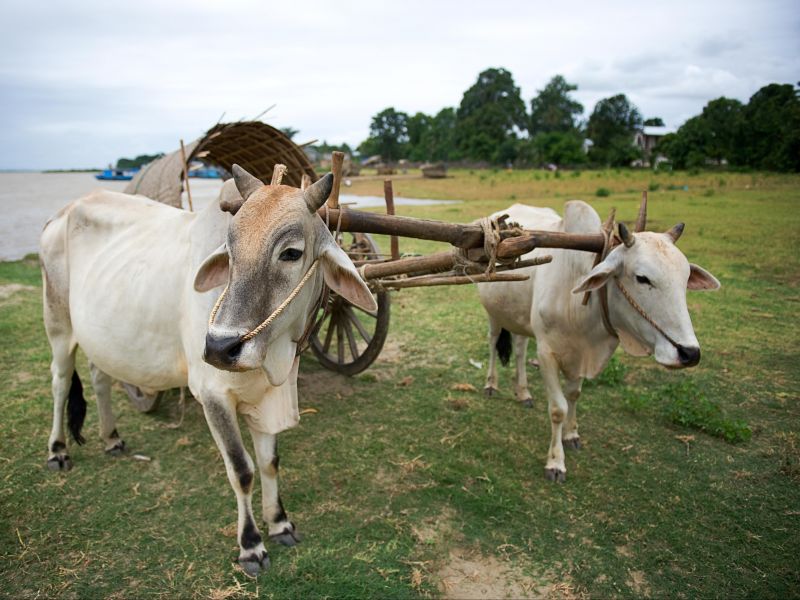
[204,332,244,366]
[676,345,701,367]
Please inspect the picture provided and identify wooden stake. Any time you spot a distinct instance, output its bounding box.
[328,151,344,209]
[179,139,193,212]
[383,179,400,260]
[271,163,287,186]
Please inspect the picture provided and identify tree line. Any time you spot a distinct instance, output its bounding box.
[354,68,800,172]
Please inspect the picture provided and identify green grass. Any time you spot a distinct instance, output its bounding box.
[1,169,799,598]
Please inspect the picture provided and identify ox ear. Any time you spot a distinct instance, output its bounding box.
[304,173,334,213]
[572,252,622,294]
[319,238,378,312]
[194,245,229,292]
[688,263,720,291]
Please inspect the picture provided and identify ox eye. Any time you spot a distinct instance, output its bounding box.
[279,248,303,262]
[636,275,652,286]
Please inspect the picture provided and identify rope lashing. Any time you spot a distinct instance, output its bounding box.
[208,259,320,342]
[452,216,522,276]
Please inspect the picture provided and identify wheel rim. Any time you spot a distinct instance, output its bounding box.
[310,233,390,375]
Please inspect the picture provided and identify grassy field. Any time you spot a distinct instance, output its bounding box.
[1,168,798,598]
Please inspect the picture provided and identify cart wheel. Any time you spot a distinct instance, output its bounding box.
[121,383,163,413]
[310,233,390,376]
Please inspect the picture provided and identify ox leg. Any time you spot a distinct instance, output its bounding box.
[46,339,77,471]
[484,318,501,396]
[512,334,533,408]
[248,429,301,546]
[89,362,125,455]
[202,399,269,577]
[538,350,568,483]
[562,377,583,450]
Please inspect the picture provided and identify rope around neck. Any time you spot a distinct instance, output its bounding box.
[208,259,320,342]
[613,278,682,348]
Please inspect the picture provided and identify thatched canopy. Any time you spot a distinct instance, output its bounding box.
[125,121,317,207]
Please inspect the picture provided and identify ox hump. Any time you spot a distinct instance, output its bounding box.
[563,200,601,234]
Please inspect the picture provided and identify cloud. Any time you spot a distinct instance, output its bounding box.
[0,0,798,168]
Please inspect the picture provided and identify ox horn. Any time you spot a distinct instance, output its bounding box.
[635,191,647,232]
[303,173,334,213]
[231,164,264,200]
[618,222,635,248]
[665,222,685,243]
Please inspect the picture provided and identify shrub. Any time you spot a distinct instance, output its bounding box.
[662,381,752,443]
[595,187,611,197]
[586,355,628,388]
[648,182,661,192]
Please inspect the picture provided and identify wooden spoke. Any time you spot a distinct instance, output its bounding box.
[336,318,345,364]
[322,312,337,354]
[343,305,372,343]
[343,317,359,360]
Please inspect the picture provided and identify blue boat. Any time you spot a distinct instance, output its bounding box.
[188,163,223,179]
[95,167,139,181]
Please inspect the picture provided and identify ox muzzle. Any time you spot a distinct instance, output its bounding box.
[204,332,245,370]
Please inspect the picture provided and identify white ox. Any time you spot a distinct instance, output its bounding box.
[477,200,719,482]
[40,166,376,576]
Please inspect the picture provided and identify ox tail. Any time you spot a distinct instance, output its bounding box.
[67,371,87,445]
[496,329,512,366]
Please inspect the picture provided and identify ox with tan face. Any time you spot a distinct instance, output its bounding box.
[39,165,375,577]
[477,200,719,482]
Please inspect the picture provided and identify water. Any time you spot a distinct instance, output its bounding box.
[0,173,460,261]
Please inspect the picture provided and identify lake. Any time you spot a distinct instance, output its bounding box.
[0,172,458,261]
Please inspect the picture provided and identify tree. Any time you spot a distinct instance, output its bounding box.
[587,94,643,166]
[529,75,584,135]
[116,153,163,169]
[406,112,432,161]
[358,107,409,161]
[417,108,458,162]
[532,132,586,166]
[739,83,800,171]
[455,68,528,163]
[280,127,299,140]
[644,117,665,126]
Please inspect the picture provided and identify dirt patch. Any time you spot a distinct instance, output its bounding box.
[437,548,555,599]
[375,338,406,364]
[0,283,36,302]
[626,569,651,597]
[297,370,356,399]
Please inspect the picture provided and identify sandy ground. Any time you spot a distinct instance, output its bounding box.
[0,172,456,261]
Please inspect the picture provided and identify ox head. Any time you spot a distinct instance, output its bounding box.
[193,165,376,384]
[572,206,720,369]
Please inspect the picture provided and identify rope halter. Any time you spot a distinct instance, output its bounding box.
[208,258,320,343]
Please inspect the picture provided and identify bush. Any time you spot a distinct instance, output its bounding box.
[648,182,661,192]
[595,187,611,197]
[662,381,752,443]
[586,355,627,388]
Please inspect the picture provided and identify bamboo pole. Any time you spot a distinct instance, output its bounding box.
[375,272,530,290]
[328,151,345,209]
[383,179,400,260]
[179,139,193,212]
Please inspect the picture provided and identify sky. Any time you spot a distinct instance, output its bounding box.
[0,0,797,170]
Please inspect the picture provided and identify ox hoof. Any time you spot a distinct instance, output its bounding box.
[563,437,581,450]
[270,524,303,547]
[46,455,73,471]
[105,440,127,456]
[484,386,498,397]
[520,398,534,409]
[544,468,566,483]
[237,550,270,578]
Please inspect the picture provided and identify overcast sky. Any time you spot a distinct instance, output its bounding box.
[1,0,797,169]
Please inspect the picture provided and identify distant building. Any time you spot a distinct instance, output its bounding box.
[633,126,675,161]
